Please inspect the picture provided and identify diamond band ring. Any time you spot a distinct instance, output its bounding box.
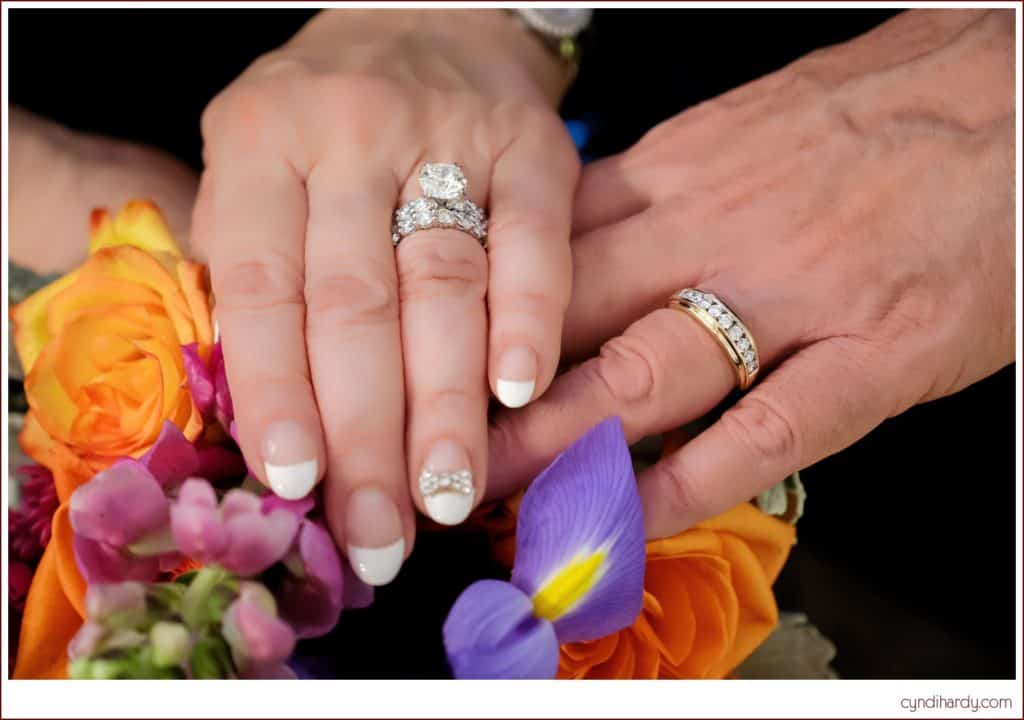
[667,289,760,390]
[392,163,488,248]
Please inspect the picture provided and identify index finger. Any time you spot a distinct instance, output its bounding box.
[193,155,326,502]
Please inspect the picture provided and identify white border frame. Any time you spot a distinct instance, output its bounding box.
[2,2,1021,718]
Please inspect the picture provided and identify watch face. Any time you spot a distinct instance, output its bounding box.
[518,8,594,37]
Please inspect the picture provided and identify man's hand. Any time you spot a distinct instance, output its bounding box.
[489,10,1015,539]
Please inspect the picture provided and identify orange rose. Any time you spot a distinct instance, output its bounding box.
[12,200,213,502]
[558,502,795,679]
[12,200,212,679]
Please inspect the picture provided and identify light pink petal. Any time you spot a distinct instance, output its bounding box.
[220,488,262,519]
[84,581,146,619]
[175,477,218,508]
[222,589,295,664]
[68,622,107,661]
[219,510,299,577]
[141,421,200,488]
[69,460,168,546]
[170,498,229,562]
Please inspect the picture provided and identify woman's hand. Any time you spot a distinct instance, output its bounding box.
[9,108,197,274]
[192,10,579,584]
[488,9,1014,538]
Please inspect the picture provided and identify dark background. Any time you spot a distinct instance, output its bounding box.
[8,9,1018,679]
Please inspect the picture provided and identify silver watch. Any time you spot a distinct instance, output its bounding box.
[511,8,593,73]
[514,8,593,39]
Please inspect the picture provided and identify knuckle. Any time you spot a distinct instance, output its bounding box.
[651,459,712,523]
[719,396,801,468]
[248,52,311,81]
[305,266,399,332]
[398,241,487,303]
[423,386,480,416]
[494,288,568,325]
[232,370,313,407]
[214,257,304,313]
[591,334,659,406]
[203,84,277,136]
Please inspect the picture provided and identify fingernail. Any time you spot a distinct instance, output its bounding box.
[496,345,536,408]
[346,486,405,586]
[419,439,474,526]
[262,420,319,500]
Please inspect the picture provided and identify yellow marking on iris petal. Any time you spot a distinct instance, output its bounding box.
[532,549,608,621]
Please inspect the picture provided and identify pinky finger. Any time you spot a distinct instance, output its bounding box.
[637,338,897,539]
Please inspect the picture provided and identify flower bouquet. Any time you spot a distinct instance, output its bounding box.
[8,201,821,680]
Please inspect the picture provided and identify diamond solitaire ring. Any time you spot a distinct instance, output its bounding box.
[392,163,488,249]
[667,289,761,390]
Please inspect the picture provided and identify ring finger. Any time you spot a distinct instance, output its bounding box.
[487,281,798,503]
[396,160,491,526]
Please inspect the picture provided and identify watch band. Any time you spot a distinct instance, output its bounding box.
[509,8,593,82]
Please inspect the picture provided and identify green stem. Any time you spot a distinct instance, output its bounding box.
[181,566,228,629]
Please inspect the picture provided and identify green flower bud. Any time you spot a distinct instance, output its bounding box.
[150,621,191,668]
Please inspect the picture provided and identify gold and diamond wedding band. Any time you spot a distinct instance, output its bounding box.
[667,288,760,391]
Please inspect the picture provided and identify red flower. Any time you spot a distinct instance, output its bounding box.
[9,561,34,612]
[9,464,59,564]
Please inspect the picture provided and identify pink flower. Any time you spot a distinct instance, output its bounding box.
[69,460,178,584]
[260,494,369,638]
[170,478,299,576]
[222,583,296,678]
[276,521,345,639]
[9,464,59,564]
[181,342,233,428]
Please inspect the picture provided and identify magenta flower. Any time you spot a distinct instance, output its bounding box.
[260,494,367,638]
[9,561,33,612]
[139,422,200,490]
[443,417,646,678]
[170,478,299,577]
[181,342,233,428]
[69,460,179,584]
[9,464,59,564]
[275,521,344,639]
[222,583,296,678]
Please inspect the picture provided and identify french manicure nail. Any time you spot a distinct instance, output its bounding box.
[419,439,474,526]
[496,345,536,408]
[346,486,405,586]
[262,420,319,500]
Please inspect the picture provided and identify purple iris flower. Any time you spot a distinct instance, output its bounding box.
[443,417,645,678]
